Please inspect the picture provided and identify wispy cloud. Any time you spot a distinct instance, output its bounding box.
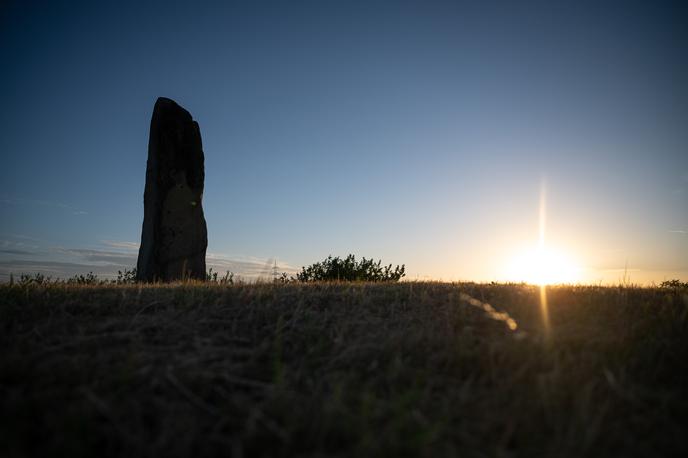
[0,239,298,281]
[57,248,137,265]
[101,240,140,250]
[1,196,88,215]
[0,249,36,255]
[0,260,128,279]
[205,254,298,279]
[0,237,40,251]
[668,230,687,234]
[0,233,42,242]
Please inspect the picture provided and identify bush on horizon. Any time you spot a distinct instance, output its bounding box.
[295,254,405,282]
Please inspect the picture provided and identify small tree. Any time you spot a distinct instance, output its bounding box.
[296,254,405,282]
[660,279,688,289]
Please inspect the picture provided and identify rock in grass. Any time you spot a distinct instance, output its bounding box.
[136,97,207,282]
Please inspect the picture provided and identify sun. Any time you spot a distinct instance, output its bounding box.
[506,246,581,285]
[502,180,582,286]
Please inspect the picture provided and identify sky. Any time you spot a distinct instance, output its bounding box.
[1,0,687,284]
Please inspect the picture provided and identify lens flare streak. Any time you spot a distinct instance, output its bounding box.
[459,292,519,331]
[539,284,550,338]
[538,182,551,337]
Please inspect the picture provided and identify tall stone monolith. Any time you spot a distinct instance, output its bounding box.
[136,97,207,282]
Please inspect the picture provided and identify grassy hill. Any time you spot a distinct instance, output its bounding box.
[1,282,687,457]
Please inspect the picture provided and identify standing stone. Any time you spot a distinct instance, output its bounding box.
[136,97,208,281]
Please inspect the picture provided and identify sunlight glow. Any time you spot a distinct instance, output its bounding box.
[501,180,587,340]
[504,181,582,286]
[506,246,581,286]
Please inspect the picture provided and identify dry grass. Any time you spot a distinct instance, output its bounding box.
[1,281,687,457]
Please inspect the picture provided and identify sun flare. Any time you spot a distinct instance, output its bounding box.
[503,181,582,286]
[506,246,581,285]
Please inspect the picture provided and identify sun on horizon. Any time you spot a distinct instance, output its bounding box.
[502,182,583,286]
[505,245,582,286]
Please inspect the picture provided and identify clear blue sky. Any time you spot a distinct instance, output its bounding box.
[1,0,686,283]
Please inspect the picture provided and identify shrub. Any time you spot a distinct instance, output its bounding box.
[206,268,234,285]
[116,268,137,284]
[66,272,101,285]
[16,273,53,286]
[660,279,688,289]
[296,254,405,282]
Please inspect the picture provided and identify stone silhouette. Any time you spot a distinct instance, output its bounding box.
[136,97,208,281]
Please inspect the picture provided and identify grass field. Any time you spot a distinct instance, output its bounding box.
[1,281,687,457]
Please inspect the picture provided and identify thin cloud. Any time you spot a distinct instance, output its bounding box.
[205,252,299,277]
[1,196,88,215]
[0,233,42,242]
[101,240,140,250]
[668,230,687,234]
[0,238,40,251]
[0,260,128,281]
[1,242,298,281]
[0,249,35,255]
[60,248,137,265]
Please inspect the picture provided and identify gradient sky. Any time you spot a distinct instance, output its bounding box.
[1,0,687,283]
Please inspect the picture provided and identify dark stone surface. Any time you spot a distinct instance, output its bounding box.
[136,97,207,281]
